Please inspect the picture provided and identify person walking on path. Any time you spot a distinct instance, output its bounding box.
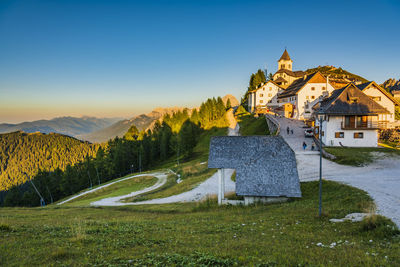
[302,141,307,150]
[291,129,294,135]
[311,141,315,151]
[287,126,290,135]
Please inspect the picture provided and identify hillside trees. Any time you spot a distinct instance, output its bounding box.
[0,132,99,191]
[241,69,267,109]
[124,125,140,141]
[1,97,229,207]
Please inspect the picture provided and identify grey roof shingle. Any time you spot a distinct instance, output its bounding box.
[208,136,301,197]
[318,83,390,115]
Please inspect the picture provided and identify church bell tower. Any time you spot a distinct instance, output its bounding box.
[278,49,293,71]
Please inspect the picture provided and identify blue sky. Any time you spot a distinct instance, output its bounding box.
[1,0,399,123]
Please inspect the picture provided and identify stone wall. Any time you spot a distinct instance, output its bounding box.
[265,114,280,135]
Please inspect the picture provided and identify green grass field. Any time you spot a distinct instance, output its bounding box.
[1,181,399,266]
[325,147,400,166]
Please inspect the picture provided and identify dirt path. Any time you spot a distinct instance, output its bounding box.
[57,172,168,205]
[275,116,400,227]
[90,173,168,206]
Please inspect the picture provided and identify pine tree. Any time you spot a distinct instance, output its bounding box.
[124,125,140,140]
[226,99,232,109]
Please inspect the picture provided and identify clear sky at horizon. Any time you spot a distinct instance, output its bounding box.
[1,0,399,123]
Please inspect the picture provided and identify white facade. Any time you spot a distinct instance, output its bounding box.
[318,116,378,147]
[362,85,396,122]
[248,81,282,112]
[296,82,335,119]
[278,77,336,120]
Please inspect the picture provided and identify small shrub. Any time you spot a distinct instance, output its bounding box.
[0,224,12,232]
[361,214,400,238]
[231,171,236,182]
[224,191,243,201]
[50,248,75,261]
[192,194,218,211]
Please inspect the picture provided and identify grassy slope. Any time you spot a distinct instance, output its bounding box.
[122,127,227,202]
[325,147,400,166]
[54,127,228,206]
[63,176,157,206]
[1,181,399,266]
[237,114,269,136]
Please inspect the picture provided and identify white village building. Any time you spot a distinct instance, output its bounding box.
[316,83,390,147]
[248,80,284,113]
[277,71,335,120]
[356,81,399,124]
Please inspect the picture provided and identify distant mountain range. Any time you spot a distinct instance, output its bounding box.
[77,107,189,143]
[0,116,122,138]
[381,78,400,93]
[0,95,240,144]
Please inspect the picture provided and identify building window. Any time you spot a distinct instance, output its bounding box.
[306,96,309,100]
[260,100,263,103]
[289,64,291,69]
[354,132,364,139]
[311,87,315,91]
[260,94,263,97]
[268,93,272,97]
[350,97,359,104]
[282,64,285,68]
[321,131,324,136]
[322,86,326,90]
[335,132,344,138]
[311,96,315,99]
[263,88,265,91]
[371,96,381,101]
[269,87,272,91]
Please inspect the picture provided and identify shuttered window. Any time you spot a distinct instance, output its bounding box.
[354,132,364,139]
[335,132,344,138]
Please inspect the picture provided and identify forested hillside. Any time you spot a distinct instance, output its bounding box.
[0,132,99,191]
[1,97,229,207]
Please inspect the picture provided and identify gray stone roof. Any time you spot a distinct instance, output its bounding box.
[208,136,301,198]
[318,83,390,115]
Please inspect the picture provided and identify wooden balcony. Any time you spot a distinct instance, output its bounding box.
[341,121,385,130]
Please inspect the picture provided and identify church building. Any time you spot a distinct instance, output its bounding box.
[272,49,305,88]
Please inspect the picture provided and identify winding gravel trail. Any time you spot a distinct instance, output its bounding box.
[90,173,168,206]
[276,116,400,227]
[57,172,168,205]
